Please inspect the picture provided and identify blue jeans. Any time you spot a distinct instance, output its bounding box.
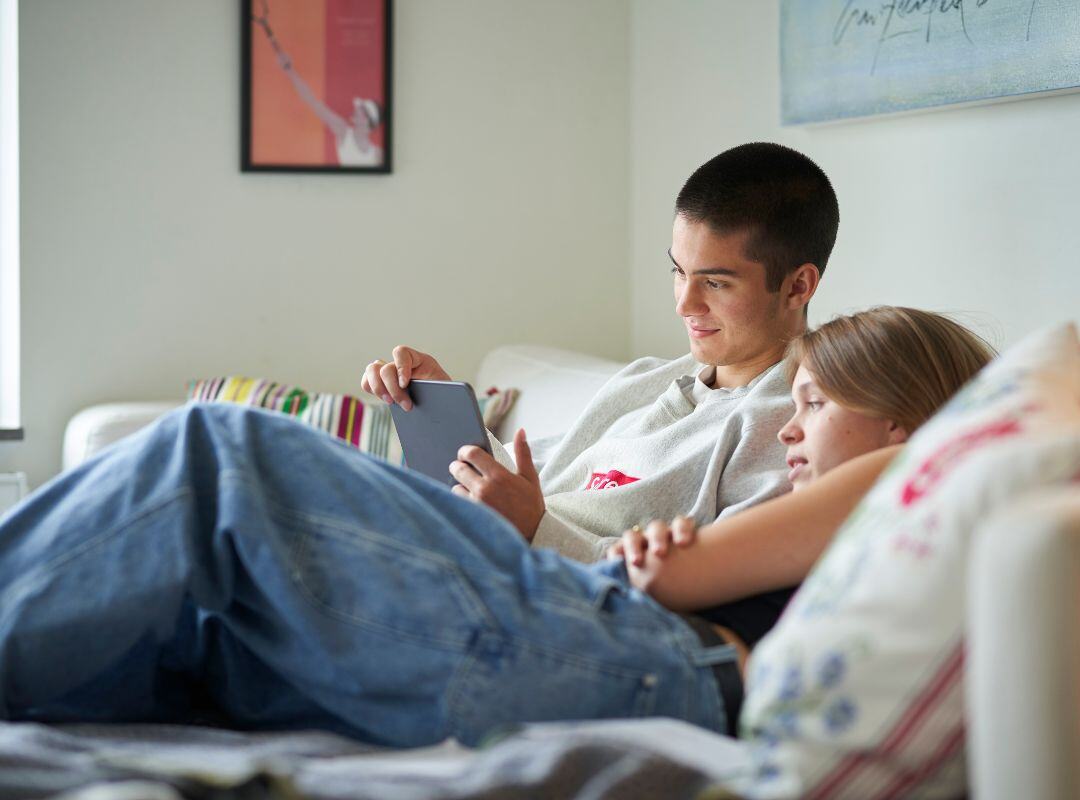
[0,405,734,746]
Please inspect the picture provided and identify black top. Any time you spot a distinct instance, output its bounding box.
[693,585,799,648]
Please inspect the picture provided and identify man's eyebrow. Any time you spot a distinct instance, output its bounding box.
[666,249,740,277]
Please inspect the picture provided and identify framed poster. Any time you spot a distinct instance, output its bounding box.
[781,0,1080,125]
[242,0,392,172]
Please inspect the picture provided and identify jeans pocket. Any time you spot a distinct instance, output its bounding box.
[289,515,494,651]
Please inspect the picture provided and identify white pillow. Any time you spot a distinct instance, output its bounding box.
[733,323,1080,800]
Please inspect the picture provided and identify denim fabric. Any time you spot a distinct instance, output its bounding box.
[0,405,734,747]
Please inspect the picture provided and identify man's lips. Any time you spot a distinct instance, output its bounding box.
[686,324,720,339]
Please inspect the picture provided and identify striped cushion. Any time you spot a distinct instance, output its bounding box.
[186,376,518,465]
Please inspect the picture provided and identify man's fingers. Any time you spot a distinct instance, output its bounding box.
[361,362,386,398]
[672,515,697,546]
[379,362,412,410]
[391,346,418,389]
[457,445,499,476]
[606,541,625,560]
[512,429,540,485]
[449,460,483,492]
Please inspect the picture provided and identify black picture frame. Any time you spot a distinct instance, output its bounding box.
[241,0,393,173]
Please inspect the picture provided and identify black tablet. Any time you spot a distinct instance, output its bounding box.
[389,380,492,487]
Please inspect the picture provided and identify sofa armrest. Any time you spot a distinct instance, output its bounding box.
[63,402,182,472]
[967,489,1080,800]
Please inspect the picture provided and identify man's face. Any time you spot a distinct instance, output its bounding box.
[669,216,786,367]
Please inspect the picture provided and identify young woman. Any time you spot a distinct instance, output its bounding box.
[0,309,992,747]
[607,307,994,704]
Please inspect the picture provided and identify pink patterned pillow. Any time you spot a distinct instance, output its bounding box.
[734,324,1080,800]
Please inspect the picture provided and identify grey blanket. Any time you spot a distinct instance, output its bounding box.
[0,719,753,800]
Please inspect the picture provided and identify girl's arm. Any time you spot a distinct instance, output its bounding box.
[628,445,901,610]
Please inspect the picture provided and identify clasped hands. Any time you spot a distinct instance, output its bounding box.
[606,516,700,592]
[361,346,546,541]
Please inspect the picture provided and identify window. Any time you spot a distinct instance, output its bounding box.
[0,0,20,440]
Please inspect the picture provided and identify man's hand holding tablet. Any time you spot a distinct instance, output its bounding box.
[362,346,546,542]
[449,428,545,543]
[361,345,450,411]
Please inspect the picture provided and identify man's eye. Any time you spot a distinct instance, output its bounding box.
[705,280,727,290]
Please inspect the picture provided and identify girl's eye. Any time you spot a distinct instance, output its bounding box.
[806,400,824,410]
[670,266,685,279]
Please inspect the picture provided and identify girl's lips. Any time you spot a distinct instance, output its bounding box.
[787,457,808,483]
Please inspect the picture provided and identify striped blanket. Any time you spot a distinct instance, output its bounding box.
[187,376,518,465]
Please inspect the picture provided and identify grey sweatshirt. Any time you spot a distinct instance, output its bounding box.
[489,354,794,562]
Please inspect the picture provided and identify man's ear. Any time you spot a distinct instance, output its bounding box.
[785,263,820,311]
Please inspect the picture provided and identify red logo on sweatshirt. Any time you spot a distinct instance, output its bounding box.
[586,470,641,490]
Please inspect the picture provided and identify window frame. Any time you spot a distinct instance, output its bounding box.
[0,0,21,440]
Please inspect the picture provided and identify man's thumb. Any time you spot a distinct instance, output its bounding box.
[514,429,539,484]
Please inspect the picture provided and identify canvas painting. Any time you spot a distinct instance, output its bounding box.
[781,0,1080,124]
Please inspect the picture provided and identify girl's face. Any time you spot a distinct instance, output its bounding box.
[778,365,908,491]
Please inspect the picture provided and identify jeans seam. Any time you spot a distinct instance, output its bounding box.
[0,486,193,630]
[509,636,658,681]
[285,517,496,651]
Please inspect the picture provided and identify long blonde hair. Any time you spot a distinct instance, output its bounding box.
[786,307,995,434]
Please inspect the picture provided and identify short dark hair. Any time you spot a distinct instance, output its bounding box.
[675,142,840,292]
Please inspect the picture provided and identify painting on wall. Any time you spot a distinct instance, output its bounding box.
[781,0,1080,125]
[242,0,392,172]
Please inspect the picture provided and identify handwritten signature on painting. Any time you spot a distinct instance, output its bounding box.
[832,0,1042,74]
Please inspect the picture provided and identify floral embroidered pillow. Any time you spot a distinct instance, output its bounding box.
[733,324,1080,800]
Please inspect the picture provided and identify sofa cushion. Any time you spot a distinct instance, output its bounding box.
[735,323,1080,800]
[187,376,518,465]
[474,345,624,441]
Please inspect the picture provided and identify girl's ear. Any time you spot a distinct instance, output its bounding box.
[886,420,909,445]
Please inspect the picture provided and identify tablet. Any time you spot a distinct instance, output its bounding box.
[389,380,492,487]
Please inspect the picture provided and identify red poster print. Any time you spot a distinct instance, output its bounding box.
[243,0,392,172]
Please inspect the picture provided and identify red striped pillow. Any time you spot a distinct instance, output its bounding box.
[186,376,518,464]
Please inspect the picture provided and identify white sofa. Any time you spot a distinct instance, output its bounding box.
[62,344,624,472]
[59,344,1080,799]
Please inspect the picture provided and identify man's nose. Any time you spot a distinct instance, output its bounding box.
[676,281,705,316]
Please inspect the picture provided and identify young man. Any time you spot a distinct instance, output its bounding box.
[0,142,838,741]
[362,142,838,562]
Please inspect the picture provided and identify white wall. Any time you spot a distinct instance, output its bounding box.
[7,0,1080,489]
[2,0,631,488]
[629,1,1080,359]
